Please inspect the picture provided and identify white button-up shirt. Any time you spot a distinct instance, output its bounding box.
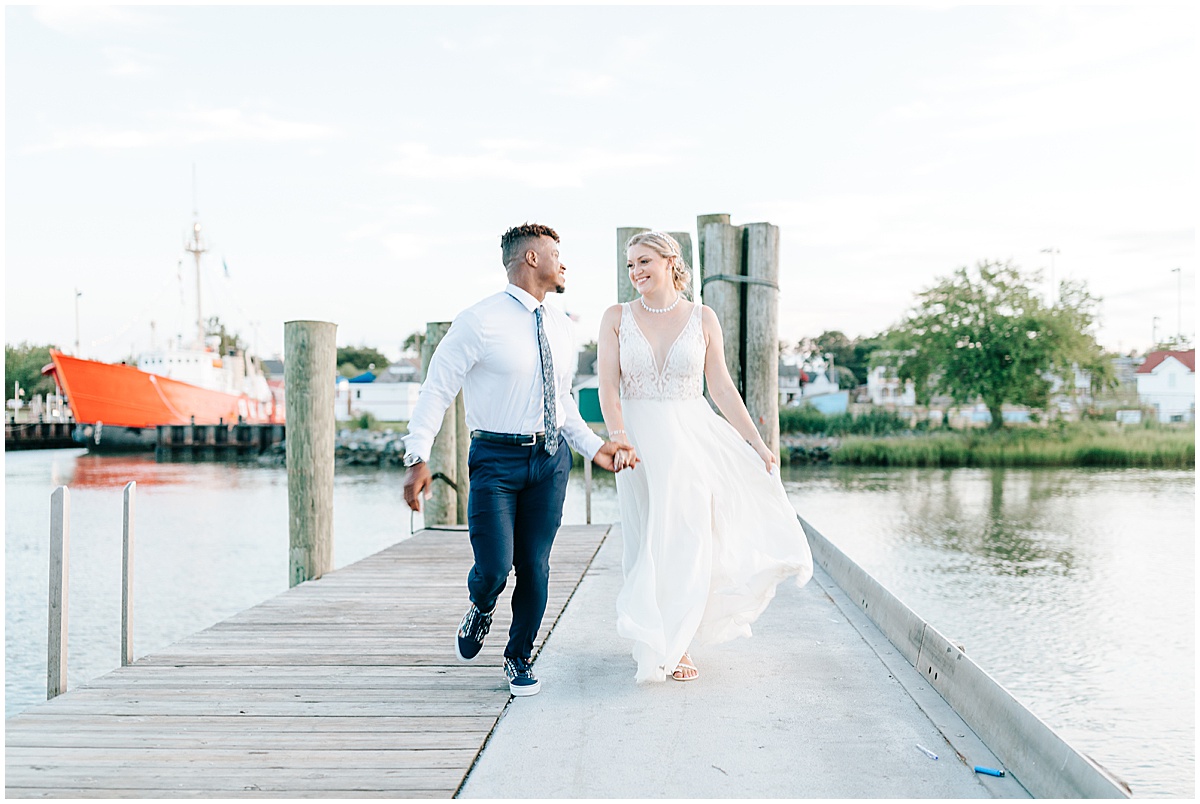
[403,283,604,463]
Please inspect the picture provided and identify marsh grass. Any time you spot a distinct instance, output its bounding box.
[833,422,1194,468]
[779,407,911,436]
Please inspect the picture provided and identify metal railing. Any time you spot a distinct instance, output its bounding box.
[46,481,136,699]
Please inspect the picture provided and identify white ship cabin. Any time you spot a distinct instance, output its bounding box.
[138,347,274,403]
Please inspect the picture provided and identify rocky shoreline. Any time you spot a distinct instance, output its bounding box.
[256,429,841,469]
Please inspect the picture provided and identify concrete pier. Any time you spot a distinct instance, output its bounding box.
[460,526,1026,798]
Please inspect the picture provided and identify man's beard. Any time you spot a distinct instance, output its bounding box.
[553,280,566,294]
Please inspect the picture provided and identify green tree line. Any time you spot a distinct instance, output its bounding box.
[5,343,59,400]
[795,260,1119,430]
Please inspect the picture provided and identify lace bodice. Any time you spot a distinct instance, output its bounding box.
[619,302,705,400]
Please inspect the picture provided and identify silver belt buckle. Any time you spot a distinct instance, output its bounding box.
[518,433,538,447]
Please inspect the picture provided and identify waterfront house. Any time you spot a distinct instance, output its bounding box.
[778,363,802,406]
[866,365,916,408]
[375,358,421,383]
[335,373,420,422]
[1136,350,1195,423]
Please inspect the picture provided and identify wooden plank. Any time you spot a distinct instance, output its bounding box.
[4,787,453,799]
[6,747,479,768]
[7,714,496,733]
[5,523,610,798]
[5,768,464,790]
[7,732,485,751]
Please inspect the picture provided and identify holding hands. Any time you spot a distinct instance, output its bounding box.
[594,439,639,473]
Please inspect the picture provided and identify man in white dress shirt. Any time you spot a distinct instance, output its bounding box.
[403,223,637,697]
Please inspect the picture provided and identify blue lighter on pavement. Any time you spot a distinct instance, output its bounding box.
[974,766,1006,777]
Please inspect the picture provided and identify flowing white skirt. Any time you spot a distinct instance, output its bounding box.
[614,396,814,682]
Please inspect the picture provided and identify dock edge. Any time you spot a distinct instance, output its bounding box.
[799,517,1133,799]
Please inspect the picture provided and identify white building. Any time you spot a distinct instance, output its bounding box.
[866,365,916,407]
[335,379,421,422]
[1136,350,1195,423]
[779,364,802,406]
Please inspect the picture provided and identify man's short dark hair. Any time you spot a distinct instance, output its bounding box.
[501,223,559,268]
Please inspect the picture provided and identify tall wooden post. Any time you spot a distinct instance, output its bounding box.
[121,481,135,667]
[421,322,458,526]
[667,231,694,299]
[455,392,469,525]
[285,320,336,587]
[696,214,731,279]
[701,221,746,396]
[47,486,69,699]
[617,227,650,303]
[744,223,781,457]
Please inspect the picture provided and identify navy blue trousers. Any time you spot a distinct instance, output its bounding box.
[465,435,571,661]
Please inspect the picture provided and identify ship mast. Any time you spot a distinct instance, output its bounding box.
[183,166,207,349]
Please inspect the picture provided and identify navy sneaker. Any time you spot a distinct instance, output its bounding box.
[455,603,494,662]
[504,656,541,697]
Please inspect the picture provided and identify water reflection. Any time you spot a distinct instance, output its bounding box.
[779,465,1194,798]
[893,469,1078,576]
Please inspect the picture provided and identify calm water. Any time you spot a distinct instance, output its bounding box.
[779,465,1195,799]
[4,452,1193,796]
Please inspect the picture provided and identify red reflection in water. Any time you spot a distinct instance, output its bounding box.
[66,454,205,489]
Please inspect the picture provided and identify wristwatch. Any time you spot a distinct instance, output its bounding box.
[403,453,425,468]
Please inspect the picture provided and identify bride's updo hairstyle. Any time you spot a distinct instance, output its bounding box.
[626,231,693,298]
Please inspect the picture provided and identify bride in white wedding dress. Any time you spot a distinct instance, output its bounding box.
[597,231,813,683]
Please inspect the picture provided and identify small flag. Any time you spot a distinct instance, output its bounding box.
[222,258,230,277]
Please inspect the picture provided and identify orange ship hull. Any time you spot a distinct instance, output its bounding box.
[46,351,282,428]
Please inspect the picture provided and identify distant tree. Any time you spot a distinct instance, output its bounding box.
[5,342,59,400]
[205,316,247,355]
[402,331,424,355]
[336,345,390,376]
[879,260,1113,429]
[1151,335,1193,352]
[798,331,883,386]
[848,335,885,385]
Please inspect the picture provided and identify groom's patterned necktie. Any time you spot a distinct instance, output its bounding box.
[534,305,558,455]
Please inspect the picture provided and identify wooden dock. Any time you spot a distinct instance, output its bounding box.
[4,420,76,451]
[156,422,286,460]
[5,524,610,798]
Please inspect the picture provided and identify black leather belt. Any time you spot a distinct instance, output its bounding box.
[471,430,548,447]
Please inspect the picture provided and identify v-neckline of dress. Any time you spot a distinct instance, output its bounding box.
[626,302,698,380]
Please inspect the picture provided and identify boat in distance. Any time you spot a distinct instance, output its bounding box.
[45,349,282,450]
[41,202,282,450]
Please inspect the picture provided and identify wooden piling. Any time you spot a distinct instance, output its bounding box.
[284,320,337,587]
[700,221,746,396]
[122,481,135,667]
[696,214,731,280]
[48,486,69,699]
[667,231,694,299]
[421,322,458,526]
[616,227,650,304]
[455,392,469,525]
[584,459,593,525]
[744,223,781,457]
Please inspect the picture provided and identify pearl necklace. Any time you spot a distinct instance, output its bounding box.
[639,294,681,314]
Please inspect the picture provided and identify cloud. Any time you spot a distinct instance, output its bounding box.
[102,47,156,77]
[553,70,616,98]
[345,208,441,259]
[32,6,158,36]
[1103,229,1195,257]
[385,140,677,189]
[25,107,338,153]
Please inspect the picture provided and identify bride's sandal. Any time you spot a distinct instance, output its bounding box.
[671,653,699,682]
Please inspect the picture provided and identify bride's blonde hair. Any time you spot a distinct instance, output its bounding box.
[626,231,692,296]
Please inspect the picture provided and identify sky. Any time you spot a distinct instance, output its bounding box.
[4,4,1197,365]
